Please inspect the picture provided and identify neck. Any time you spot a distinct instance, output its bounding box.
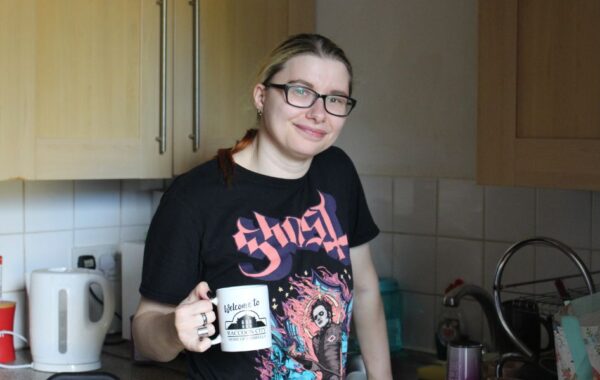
[233,132,312,179]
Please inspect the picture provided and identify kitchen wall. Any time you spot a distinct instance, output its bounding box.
[315,0,600,353]
[360,176,600,352]
[0,179,162,349]
[1,0,599,357]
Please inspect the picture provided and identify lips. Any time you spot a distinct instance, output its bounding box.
[294,123,327,139]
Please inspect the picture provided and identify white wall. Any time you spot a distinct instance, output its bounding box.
[317,0,477,179]
[316,1,600,353]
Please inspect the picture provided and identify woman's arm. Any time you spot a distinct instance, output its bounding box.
[132,282,216,361]
[350,243,393,379]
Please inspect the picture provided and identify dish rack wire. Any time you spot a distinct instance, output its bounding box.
[493,237,597,359]
[496,271,600,318]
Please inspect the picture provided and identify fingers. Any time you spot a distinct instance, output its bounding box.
[174,281,218,353]
[176,323,217,353]
[182,281,212,303]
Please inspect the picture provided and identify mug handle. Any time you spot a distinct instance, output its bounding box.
[208,297,221,346]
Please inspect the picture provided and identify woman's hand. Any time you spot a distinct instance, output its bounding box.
[174,281,218,353]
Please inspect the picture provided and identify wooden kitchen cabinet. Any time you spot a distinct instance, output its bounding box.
[173,0,315,175]
[477,0,600,190]
[0,1,35,179]
[0,0,314,180]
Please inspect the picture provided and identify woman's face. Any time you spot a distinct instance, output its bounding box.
[254,54,351,162]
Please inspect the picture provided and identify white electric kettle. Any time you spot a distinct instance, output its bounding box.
[28,267,114,372]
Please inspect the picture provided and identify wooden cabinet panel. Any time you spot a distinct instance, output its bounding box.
[517,0,600,139]
[35,0,167,179]
[477,0,600,190]
[0,0,314,180]
[172,0,315,175]
[0,0,35,179]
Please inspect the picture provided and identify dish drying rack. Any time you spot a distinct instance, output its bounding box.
[493,237,597,359]
[495,271,600,318]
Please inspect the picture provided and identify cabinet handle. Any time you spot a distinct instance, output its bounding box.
[189,0,200,151]
[156,0,168,154]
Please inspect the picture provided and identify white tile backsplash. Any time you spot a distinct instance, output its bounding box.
[0,178,155,347]
[401,292,435,352]
[24,230,73,273]
[393,178,437,234]
[0,234,24,291]
[25,181,74,232]
[361,175,393,231]
[0,180,23,234]
[438,179,483,239]
[393,234,436,293]
[536,188,592,249]
[74,180,120,228]
[121,180,153,226]
[74,227,121,247]
[485,186,535,242]
[369,232,393,278]
[120,225,149,243]
[436,237,484,292]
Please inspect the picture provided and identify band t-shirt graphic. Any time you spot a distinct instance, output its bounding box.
[140,147,379,379]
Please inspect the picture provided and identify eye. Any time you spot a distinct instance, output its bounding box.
[327,96,348,105]
[290,86,311,97]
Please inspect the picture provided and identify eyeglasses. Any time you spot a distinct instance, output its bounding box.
[264,83,357,117]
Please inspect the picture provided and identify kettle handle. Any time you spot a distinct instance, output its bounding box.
[89,272,115,329]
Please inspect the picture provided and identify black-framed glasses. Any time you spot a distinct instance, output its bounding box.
[264,83,357,117]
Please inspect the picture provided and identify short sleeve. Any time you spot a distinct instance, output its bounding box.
[348,164,379,247]
[139,194,203,305]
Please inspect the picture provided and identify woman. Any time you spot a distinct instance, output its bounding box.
[133,33,392,379]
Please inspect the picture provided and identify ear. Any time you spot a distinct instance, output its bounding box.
[253,83,267,111]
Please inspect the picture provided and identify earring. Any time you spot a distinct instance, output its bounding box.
[257,109,263,119]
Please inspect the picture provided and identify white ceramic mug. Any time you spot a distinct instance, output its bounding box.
[208,284,271,352]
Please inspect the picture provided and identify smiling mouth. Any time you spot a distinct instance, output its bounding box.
[295,124,327,138]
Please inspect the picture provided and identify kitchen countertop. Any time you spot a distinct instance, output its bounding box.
[2,336,440,379]
[1,335,187,380]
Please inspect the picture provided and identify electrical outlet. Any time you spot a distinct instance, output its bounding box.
[72,244,119,270]
[72,244,122,333]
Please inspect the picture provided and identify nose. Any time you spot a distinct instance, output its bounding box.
[306,97,327,121]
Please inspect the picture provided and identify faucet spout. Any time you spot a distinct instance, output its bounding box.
[443,283,509,353]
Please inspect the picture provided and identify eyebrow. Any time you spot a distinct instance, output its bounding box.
[286,79,349,97]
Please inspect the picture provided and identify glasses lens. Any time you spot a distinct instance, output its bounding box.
[282,84,355,116]
[324,96,353,116]
[286,85,317,107]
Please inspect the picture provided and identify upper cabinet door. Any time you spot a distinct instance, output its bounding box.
[0,0,36,179]
[34,0,168,179]
[0,0,168,180]
[172,0,315,175]
[0,0,314,180]
[477,0,600,190]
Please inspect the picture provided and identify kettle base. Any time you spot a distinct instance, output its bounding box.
[32,360,101,373]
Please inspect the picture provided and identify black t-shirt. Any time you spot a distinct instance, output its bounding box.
[140,146,379,379]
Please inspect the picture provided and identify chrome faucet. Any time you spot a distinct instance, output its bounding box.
[443,283,510,353]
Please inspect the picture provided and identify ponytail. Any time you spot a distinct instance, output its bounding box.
[216,128,258,185]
